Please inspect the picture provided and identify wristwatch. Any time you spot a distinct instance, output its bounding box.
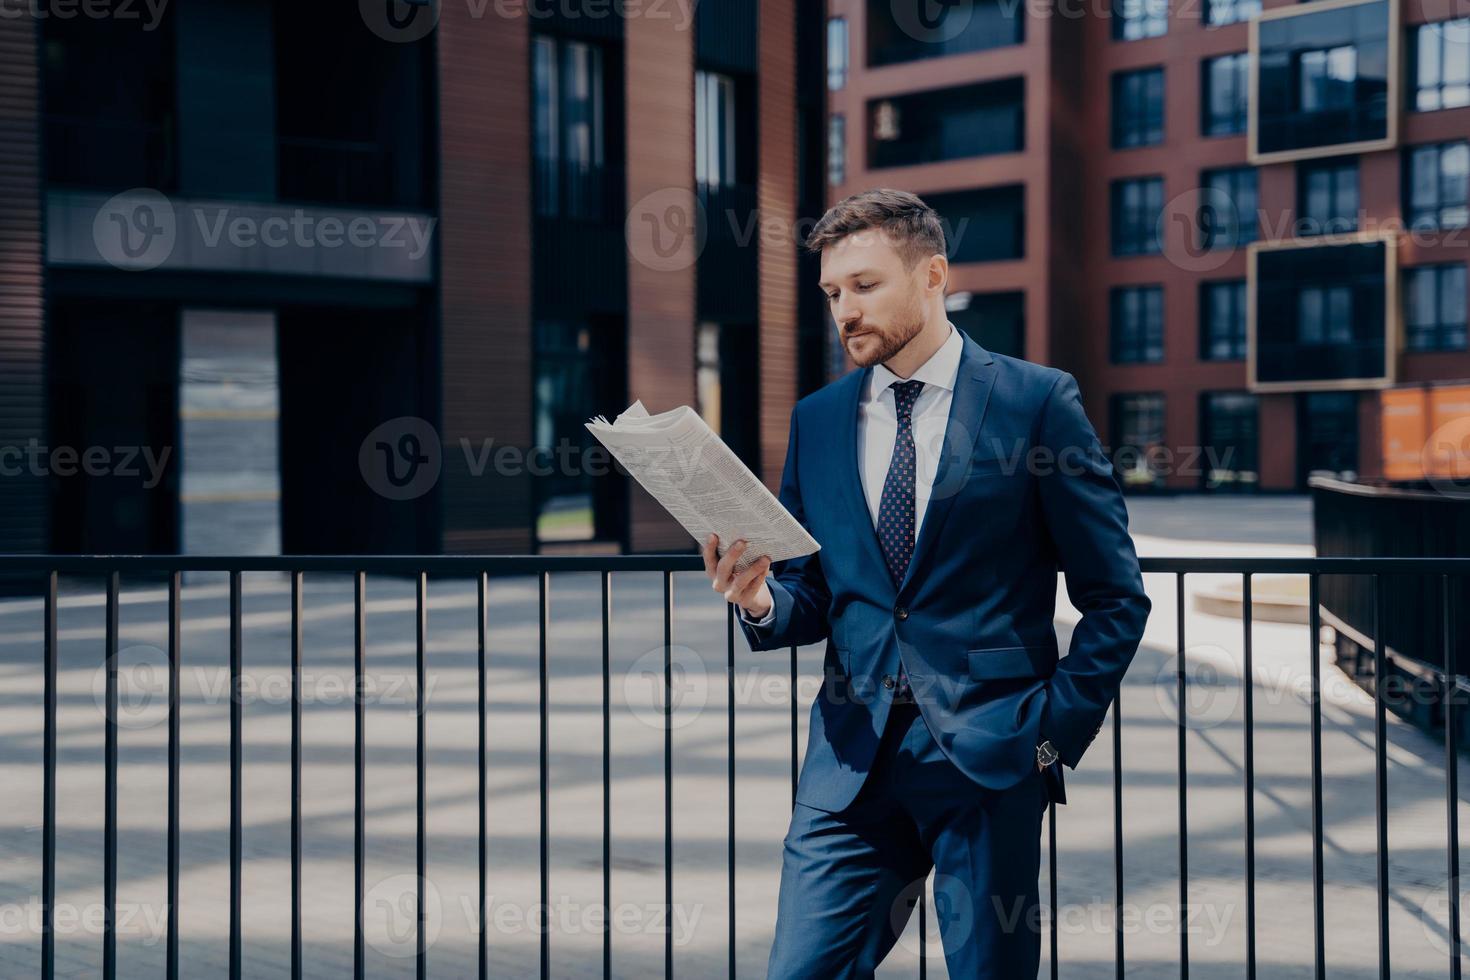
[1036,739,1059,770]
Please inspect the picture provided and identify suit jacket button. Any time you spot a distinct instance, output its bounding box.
[882,675,895,689]
[894,606,908,621]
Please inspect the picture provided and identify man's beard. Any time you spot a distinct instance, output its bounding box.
[845,294,926,368]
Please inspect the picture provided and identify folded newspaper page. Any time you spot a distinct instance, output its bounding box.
[585,400,820,574]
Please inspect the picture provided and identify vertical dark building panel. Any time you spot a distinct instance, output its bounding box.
[176,0,277,199]
[1047,0,1087,376]
[625,5,697,552]
[0,13,46,552]
[437,4,534,552]
[759,0,800,490]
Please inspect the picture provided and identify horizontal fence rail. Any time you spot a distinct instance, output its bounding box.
[3,553,1469,979]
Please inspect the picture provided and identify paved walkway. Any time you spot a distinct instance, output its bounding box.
[0,495,1465,977]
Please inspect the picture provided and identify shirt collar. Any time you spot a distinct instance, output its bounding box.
[869,321,963,402]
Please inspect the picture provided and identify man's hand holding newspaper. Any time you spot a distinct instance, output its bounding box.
[584,399,819,622]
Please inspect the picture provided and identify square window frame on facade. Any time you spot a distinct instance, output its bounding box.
[1201,51,1251,137]
[1247,0,1402,166]
[1110,175,1166,256]
[1402,261,1469,352]
[1245,229,1401,393]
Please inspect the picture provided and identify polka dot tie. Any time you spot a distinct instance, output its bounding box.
[877,379,923,702]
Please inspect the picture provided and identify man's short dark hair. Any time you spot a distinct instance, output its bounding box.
[803,188,947,269]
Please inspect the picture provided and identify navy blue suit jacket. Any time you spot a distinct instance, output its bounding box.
[738,332,1151,813]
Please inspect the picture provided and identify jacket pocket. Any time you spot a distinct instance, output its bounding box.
[966,644,1056,680]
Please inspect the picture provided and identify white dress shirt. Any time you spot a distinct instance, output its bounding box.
[743,322,964,627]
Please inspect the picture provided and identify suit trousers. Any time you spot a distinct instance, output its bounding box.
[766,698,1048,979]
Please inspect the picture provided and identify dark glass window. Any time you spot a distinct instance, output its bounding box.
[1254,0,1391,155]
[1111,177,1164,256]
[1404,141,1469,230]
[828,17,848,90]
[1110,285,1165,363]
[1202,53,1250,136]
[1200,392,1260,491]
[866,0,1024,66]
[1110,393,1167,490]
[533,317,627,545]
[1113,0,1167,41]
[1296,157,1359,234]
[43,8,179,190]
[924,185,1025,263]
[1201,280,1248,360]
[695,69,737,189]
[868,78,1024,168]
[533,35,608,219]
[1206,0,1260,27]
[1299,45,1358,112]
[1409,19,1470,112]
[1201,166,1259,249]
[1404,263,1468,351]
[949,291,1026,359]
[828,114,845,186]
[1253,239,1389,385]
[1296,391,1359,485]
[1112,67,1165,148]
[1295,284,1354,344]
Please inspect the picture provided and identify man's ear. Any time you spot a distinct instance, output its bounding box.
[925,253,948,294]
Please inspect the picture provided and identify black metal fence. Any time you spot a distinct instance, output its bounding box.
[1,553,1467,980]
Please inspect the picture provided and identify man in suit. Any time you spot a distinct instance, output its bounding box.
[701,189,1151,978]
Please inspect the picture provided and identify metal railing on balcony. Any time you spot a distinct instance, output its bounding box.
[1,553,1467,979]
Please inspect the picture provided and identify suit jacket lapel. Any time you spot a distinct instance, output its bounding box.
[897,334,996,596]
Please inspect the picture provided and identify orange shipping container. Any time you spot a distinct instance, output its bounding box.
[1425,385,1470,482]
[1381,388,1427,482]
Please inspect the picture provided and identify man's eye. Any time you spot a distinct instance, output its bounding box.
[826,293,839,301]
[857,282,876,290]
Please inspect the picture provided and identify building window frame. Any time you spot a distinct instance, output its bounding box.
[695,69,737,190]
[1205,0,1260,28]
[1404,140,1470,231]
[1111,176,1165,256]
[1409,18,1470,112]
[1201,52,1250,136]
[531,34,608,220]
[1109,392,1168,490]
[1201,279,1248,361]
[1112,66,1166,148]
[827,113,846,187]
[1200,166,1259,250]
[827,17,848,91]
[1403,262,1469,351]
[1296,156,1360,235]
[1199,390,1260,492]
[1110,284,1166,364]
[1112,0,1168,41]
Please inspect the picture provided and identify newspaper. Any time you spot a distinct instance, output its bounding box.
[585,400,820,574]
